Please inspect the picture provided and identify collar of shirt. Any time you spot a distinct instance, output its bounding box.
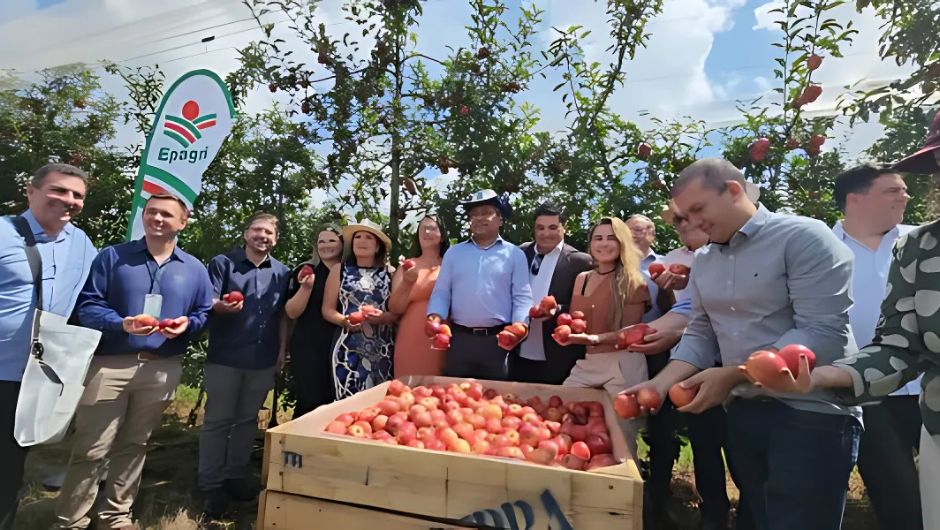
[131,237,185,264]
[236,246,273,268]
[730,203,771,246]
[469,235,505,251]
[641,251,659,266]
[831,220,905,251]
[21,209,71,244]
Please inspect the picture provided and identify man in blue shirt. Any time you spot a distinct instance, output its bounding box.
[427,189,532,380]
[832,164,922,530]
[0,163,96,530]
[199,213,289,518]
[55,194,212,530]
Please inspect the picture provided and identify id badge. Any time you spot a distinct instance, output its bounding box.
[143,294,163,318]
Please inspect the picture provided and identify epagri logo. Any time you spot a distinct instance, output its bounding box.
[162,100,217,148]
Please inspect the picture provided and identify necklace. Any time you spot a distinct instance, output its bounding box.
[594,267,616,276]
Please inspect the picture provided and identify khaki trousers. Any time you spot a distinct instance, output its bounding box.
[54,354,182,529]
[564,351,648,459]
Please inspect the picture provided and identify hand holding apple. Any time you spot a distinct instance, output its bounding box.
[124,314,159,336]
[739,346,815,394]
[497,323,528,350]
[159,316,189,339]
[674,366,746,414]
[297,265,315,288]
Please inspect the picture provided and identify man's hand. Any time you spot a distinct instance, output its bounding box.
[123,315,158,336]
[159,316,189,339]
[628,327,683,355]
[620,379,669,415]
[676,366,745,414]
[213,299,243,314]
[653,270,689,291]
[552,332,598,347]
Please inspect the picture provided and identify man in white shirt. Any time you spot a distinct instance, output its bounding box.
[512,203,591,384]
[832,164,922,530]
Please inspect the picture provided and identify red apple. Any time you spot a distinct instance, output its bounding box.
[431,333,451,350]
[637,142,652,160]
[553,325,572,343]
[225,291,245,303]
[613,393,641,419]
[615,323,653,350]
[648,262,666,278]
[587,453,619,470]
[438,324,452,337]
[749,138,771,162]
[135,314,159,328]
[539,295,558,313]
[297,265,314,282]
[158,318,175,330]
[668,263,691,276]
[347,311,365,325]
[571,310,585,320]
[569,319,587,334]
[401,259,416,271]
[637,388,661,411]
[744,350,790,387]
[526,447,556,466]
[497,331,520,350]
[325,421,347,434]
[584,434,612,456]
[668,383,698,408]
[357,407,381,424]
[529,305,545,319]
[776,344,817,377]
[506,322,527,339]
[555,313,573,327]
[560,453,587,470]
[807,53,822,70]
[371,414,389,432]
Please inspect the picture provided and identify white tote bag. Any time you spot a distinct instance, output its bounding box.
[11,216,101,446]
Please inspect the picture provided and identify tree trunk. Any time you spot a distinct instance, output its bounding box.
[388,34,404,260]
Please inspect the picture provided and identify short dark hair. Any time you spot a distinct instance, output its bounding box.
[533,202,566,223]
[672,158,744,198]
[244,212,279,234]
[833,164,900,212]
[146,193,190,218]
[32,163,89,188]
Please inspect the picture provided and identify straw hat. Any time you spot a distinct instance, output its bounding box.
[342,219,391,253]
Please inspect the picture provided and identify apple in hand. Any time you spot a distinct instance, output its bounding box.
[556,312,573,327]
[615,323,653,350]
[222,291,244,303]
[668,383,698,408]
[347,311,366,325]
[497,331,520,350]
[776,344,816,377]
[158,318,176,330]
[553,325,571,344]
[637,388,661,411]
[744,350,790,387]
[648,262,666,279]
[668,264,690,276]
[505,323,527,339]
[539,295,557,313]
[432,333,451,350]
[528,305,545,319]
[613,393,641,419]
[569,318,588,334]
[134,314,159,329]
[297,265,315,282]
[401,259,416,271]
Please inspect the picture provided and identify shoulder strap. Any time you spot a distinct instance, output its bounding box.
[12,216,43,311]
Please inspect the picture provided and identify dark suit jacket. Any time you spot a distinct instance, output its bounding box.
[518,241,593,383]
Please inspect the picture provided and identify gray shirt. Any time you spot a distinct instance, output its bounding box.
[672,204,861,418]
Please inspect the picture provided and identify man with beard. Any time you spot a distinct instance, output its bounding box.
[198,213,290,518]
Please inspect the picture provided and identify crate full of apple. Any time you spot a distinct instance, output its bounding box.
[324,379,617,471]
[259,376,642,530]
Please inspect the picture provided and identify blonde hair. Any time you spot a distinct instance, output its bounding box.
[588,217,646,330]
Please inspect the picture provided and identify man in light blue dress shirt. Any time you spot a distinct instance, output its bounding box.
[630,159,862,530]
[0,164,96,530]
[833,164,922,530]
[427,190,532,380]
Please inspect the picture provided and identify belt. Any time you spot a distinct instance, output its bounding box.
[450,323,507,336]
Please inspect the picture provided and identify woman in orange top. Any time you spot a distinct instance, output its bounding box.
[389,215,449,378]
[561,217,652,456]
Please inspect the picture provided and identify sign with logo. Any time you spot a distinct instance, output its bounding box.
[125,69,236,240]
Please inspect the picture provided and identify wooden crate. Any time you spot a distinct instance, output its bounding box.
[258,489,479,529]
[261,376,643,530]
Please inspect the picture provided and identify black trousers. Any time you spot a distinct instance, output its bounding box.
[645,353,738,527]
[289,343,336,418]
[444,330,510,381]
[0,381,28,530]
[857,395,923,530]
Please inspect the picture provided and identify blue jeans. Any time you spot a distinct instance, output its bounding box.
[725,399,861,530]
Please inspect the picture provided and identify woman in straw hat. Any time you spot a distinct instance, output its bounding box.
[322,220,399,398]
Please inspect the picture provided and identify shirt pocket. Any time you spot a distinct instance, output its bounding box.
[734,259,790,317]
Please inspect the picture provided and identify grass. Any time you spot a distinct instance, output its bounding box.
[14,386,878,529]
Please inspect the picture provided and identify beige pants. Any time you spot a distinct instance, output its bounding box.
[921,427,940,530]
[563,351,648,459]
[54,354,182,529]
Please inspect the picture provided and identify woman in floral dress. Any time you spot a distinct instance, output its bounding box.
[321,220,399,398]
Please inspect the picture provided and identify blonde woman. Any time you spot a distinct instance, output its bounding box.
[559,217,652,455]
